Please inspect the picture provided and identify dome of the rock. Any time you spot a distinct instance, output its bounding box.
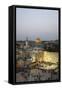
[35,37,42,44]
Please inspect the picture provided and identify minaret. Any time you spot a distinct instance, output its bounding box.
[26,37,28,48]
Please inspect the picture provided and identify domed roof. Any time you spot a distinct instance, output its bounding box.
[35,37,42,44]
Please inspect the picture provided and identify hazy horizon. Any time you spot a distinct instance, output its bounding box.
[16,8,58,41]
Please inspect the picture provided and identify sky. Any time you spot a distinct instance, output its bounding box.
[16,8,58,41]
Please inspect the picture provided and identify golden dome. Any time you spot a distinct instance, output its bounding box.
[35,37,42,44]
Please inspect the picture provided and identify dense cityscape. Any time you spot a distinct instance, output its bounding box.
[16,8,59,82]
[16,38,59,82]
